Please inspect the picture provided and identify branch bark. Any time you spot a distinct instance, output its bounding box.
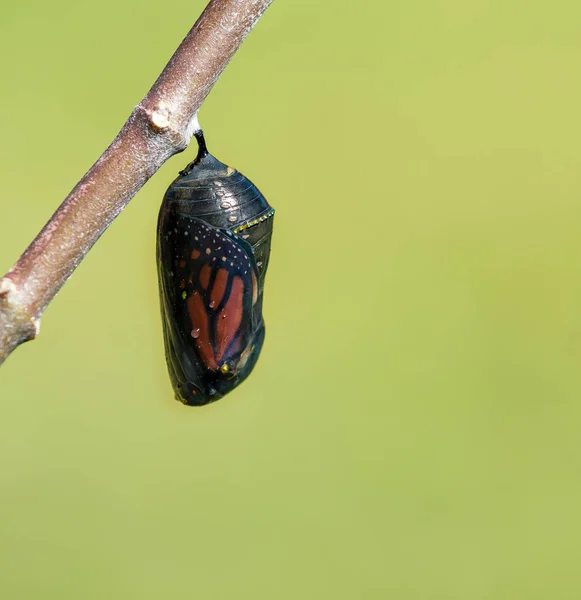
[0,0,274,365]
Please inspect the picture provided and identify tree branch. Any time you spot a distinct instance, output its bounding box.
[0,0,274,365]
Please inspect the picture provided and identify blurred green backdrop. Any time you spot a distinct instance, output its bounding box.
[2,0,581,597]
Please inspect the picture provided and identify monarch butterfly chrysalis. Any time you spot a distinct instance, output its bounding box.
[156,129,275,406]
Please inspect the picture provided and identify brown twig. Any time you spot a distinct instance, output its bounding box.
[0,0,274,365]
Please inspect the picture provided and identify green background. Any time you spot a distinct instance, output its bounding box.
[2,0,581,597]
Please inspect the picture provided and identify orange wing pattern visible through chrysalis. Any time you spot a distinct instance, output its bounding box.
[176,219,258,376]
[199,264,212,290]
[211,269,229,307]
[187,291,218,371]
[251,270,258,306]
[187,270,247,370]
[215,275,244,362]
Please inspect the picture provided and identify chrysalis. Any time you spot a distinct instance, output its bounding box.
[156,131,275,406]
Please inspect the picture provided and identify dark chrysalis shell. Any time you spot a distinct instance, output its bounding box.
[156,131,275,406]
